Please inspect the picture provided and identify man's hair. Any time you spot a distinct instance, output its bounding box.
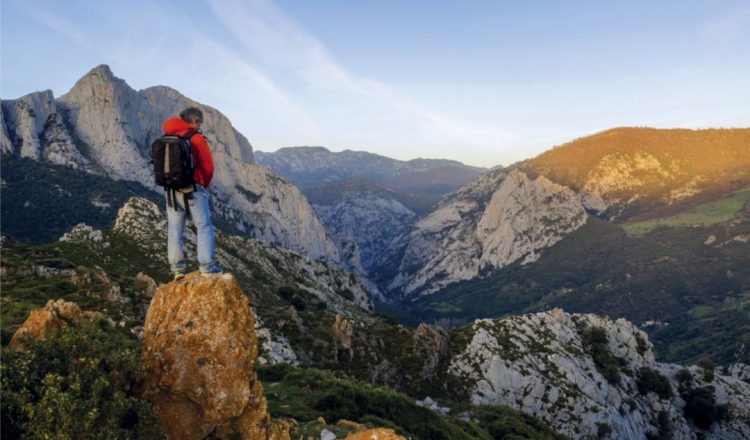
[179,107,204,124]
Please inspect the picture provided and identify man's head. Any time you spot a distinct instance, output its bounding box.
[179,107,203,128]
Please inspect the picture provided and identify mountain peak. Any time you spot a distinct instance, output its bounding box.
[61,64,130,101]
[86,64,115,80]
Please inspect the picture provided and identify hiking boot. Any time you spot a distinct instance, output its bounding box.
[173,271,185,281]
[200,266,224,277]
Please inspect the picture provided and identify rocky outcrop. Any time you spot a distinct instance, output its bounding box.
[0,104,13,153]
[412,324,448,379]
[9,299,82,348]
[332,315,354,362]
[343,429,406,440]
[1,90,93,169]
[59,223,105,243]
[139,272,290,440]
[447,309,750,439]
[2,90,57,159]
[384,168,587,298]
[582,151,677,204]
[217,164,341,261]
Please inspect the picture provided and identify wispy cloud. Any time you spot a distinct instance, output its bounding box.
[701,7,750,50]
[11,0,92,49]
[185,38,321,139]
[104,0,319,142]
[207,0,516,149]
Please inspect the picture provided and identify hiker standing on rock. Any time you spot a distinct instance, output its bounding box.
[153,107,223,280]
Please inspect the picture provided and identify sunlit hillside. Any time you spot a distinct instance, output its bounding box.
[521,127,750,220]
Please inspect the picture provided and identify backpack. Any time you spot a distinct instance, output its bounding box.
[151,129,197,190]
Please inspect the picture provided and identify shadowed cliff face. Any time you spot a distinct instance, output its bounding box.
[138,272,291,440]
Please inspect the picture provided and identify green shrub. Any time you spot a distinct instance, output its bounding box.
[471,405,568,440]
[0,321,162,439]
[337,288,355,301]
[636,368,673,400]
[697,357,716,382]
[290,296,307,311]
[634,333,649,355]
[277,285,296,301]
[675,369,693,386]
[681,386,727,430]
[646,410,672,440]
[581,326,621,384]
[596,422,612,439]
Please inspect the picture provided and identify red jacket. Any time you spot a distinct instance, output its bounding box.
[162,117,215,187]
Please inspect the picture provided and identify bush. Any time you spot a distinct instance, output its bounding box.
[581,326,621,384]
[681,386,727,430]
[636,368,673,400]
[277,285,296,301]
[697,357,715,371]
[596,422,612,439]
[675,369,693,386]
[656,410,672,440]
[0,322,161,439]
[337,288,355,301]
[634,333,649,355]
[697,357,716,382]
[471,405,567,440]
[290,296,307,311]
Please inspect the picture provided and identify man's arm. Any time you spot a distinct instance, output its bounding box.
[192,134,215,187]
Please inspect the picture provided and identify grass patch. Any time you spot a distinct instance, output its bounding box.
[431,302,463,314]
[691,305,715,318]
[623,189,750,237]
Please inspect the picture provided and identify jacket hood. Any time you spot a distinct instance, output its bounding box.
[162,117,193,135]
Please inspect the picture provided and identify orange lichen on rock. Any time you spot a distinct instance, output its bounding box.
[9,299,82,348]
[336,419,368,432]
[139,272,290,440]
[343,428,406,440]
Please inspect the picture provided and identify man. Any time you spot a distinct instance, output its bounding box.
[162,107,222,279]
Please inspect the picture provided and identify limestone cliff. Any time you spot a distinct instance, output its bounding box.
[384,168,587,298]
[447,309,750,439]
[312,184,416,274]
[139,272,290,440]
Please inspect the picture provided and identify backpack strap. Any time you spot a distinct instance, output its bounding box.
[181,129,200,193]
[182,129,199,140]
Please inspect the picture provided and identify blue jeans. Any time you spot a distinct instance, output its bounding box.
[166,184,217,273]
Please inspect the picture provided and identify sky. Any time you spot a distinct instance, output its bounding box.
[1,0,749,168]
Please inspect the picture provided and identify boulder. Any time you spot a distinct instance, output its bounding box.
[9,299,81,348]
[336,419,367,432]
[332,314,354,362]
[343,428,406,440]
[139,272,290,440]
